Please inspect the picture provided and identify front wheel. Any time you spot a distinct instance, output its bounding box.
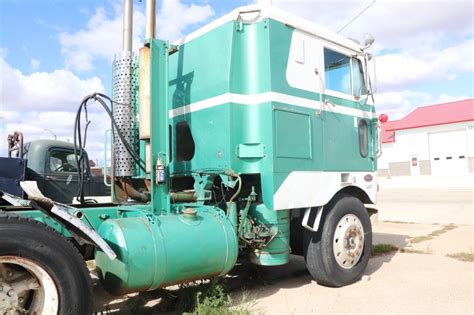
[304,195,372,287]
[0,213,92,314]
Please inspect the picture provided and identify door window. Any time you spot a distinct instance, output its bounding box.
[49,150,79,173]
[324,48,367,97]
[324,48,351,94]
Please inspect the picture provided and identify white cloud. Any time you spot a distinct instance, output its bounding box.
[0,108,111,164]
[437,94,470,104]
[376,90,433,119]
[377,39,473,89]
[157,0,215,40]
[59,0,214,72]
[59,6,146,72]
[30,58,40,70]
[0,48,7,58]
[0,57,105,112]
[376,90,471,119]
[0,57,108,159]
[268,0,473,51]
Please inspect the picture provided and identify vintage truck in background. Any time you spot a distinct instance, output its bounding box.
[0,131,109,204]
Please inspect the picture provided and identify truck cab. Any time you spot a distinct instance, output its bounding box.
[0,139,109,204]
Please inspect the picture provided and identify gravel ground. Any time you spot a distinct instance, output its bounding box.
[92,181,474,314]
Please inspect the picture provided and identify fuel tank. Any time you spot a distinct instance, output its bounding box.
[95,206,238,295]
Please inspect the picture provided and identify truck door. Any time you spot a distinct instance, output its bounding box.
[44,148,82,203]
[321,45,374,172]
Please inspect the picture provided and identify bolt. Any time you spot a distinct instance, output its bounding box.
[7,290,14,297]
[18,297,23,303]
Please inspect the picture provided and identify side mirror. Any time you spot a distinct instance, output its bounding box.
[363,33,375,49]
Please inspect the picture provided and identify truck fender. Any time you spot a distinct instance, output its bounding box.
[2,182,117,260]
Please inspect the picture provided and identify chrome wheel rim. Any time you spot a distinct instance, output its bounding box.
[0,256,59,314]
[333,214,365,269]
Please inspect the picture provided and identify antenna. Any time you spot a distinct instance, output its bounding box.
[337,0,376,34]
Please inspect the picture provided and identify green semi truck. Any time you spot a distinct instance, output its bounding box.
[0,2,382,314]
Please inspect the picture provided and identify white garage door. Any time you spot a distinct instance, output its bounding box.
[429,129,468,175]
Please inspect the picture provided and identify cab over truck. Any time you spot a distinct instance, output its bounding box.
[0,132,110,205]
[0,2,383,314]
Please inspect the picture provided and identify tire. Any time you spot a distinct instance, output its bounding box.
[0,213,92,314]
[304,195,372,287]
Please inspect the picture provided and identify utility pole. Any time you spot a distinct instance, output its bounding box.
[44,129,57,140]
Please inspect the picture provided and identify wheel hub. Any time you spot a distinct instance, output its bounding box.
[0,282,19,314]
[0,257,59,314]
[333,214,365,269]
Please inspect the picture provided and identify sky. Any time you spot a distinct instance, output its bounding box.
[0,0,473,163]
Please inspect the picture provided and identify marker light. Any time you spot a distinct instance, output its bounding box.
[379,113,388,123]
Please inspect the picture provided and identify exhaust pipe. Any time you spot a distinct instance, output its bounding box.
[122,0,133,52]
[145,0,156,40]
[113,0,135,178]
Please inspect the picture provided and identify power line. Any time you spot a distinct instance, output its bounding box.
[338,0,377,34]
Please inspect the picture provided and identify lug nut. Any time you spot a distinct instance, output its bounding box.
[7,290,15,297]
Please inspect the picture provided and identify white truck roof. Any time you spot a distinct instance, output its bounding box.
[174,4,363,53]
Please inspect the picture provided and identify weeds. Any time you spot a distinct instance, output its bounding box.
[371,244,398,256]
[410,224,457,244]
[447,251,474,262]
[383,220,416,224]
[175,279,253,315]
[400,247,433,255]
[371,243,432,256]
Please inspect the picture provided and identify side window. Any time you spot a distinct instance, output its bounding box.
[176,121,195,161]
[49,150,79,173]
[324,48,351,94]
[352,58,367,96]
[324,48,367,97]
[358,119,369,158]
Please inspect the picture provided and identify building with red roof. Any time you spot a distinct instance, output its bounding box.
[378,99,474,176]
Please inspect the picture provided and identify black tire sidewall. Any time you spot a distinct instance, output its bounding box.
[321,196,372,286]
[0,214,91,315]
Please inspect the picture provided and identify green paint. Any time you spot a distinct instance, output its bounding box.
[248,204,290,266]
[95,205,238,295]
[150,39,171,214]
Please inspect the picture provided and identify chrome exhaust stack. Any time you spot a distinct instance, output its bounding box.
[145,0,156,40]
[113,0,136,177]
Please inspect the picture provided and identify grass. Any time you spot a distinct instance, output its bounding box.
[371,244,398,256]
[446,251,474,262]
[174,279,253,315]
[410,235,434,243]
[372,243,433,256]
[400,247,433,255]
[383,220,416,224]
[410,224,457,244]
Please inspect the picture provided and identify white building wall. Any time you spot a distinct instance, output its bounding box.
[378,121,473,175]
[466,123,474,157]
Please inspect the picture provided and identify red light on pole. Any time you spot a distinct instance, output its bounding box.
[379,113,388,123]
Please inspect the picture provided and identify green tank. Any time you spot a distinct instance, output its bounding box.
[95,206,238,295]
